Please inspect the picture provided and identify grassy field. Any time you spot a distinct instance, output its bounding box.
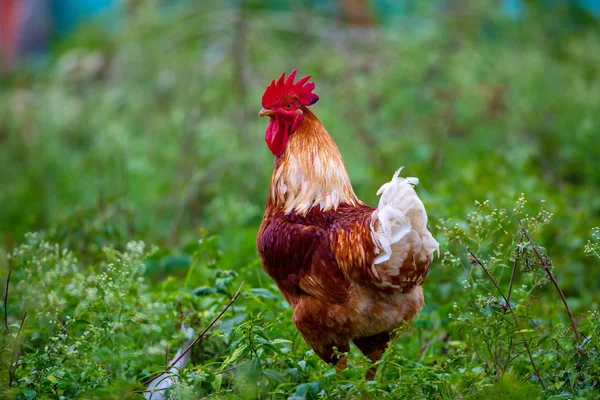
[1,1,599,398]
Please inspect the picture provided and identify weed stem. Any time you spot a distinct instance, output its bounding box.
[141,281,245,386]
[518,220,581,347]
[468,248,546,389]
[506,234,523,305]
[3,270,12,331]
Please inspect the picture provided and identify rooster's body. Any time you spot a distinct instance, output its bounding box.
[256,71,438,378]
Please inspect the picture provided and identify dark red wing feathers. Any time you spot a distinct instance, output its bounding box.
[257,207,351,305]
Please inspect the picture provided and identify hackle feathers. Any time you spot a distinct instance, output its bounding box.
[269,111,361,214]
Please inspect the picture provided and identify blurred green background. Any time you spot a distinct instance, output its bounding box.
[1,0,599,298]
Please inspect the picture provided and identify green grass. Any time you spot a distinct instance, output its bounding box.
[1,1,599,398]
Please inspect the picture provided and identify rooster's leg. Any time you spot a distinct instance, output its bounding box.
[333,344,350,374]
[353,331,390,380]
[335,353,348,374]
[316,344,350,374]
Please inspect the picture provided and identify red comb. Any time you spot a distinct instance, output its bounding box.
[261,69,319,108]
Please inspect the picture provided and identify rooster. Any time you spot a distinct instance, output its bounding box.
[256,70,439,379]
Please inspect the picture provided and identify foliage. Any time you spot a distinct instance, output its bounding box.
[1,0,599,398]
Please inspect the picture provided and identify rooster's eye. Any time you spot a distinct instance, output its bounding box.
[284,103,293,110]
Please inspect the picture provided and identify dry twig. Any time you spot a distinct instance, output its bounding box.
[3,270,12,331]
[141,282,245,386]
[506,234,524,305]
[518,219,581,347]
[8,311,27,388]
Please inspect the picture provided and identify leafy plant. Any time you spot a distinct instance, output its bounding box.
[1,0,599,398]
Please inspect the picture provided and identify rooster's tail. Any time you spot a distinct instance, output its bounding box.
[370,168,439,291]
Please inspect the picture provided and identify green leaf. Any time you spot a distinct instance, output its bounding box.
[144,248,171,262]
[181,240,202,254]
[211,374,223,391]
[246,357,262,383]
[223,344,248,366]
[286,367,299,381]
[22,389,37,400]
[291,381,322,399]
[263,369,287,384]
[246,288,279,300]
[192,286,217,296]
[271,338,292,345]
[160,255,191,271]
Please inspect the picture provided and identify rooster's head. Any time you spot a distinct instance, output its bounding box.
[259,70,319,156]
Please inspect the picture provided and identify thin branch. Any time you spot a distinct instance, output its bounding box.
[483,338,501,378]
[215,359,249,375]
[164,345,169,370]
[504,352,521,372]
[8,311,27,388]
[133,386,167,394]
[507,234,524,305]
[12,350,21,387]
[57,331,93,368]
[580,332,599,353]
[4,270,12,331]
[471,342,490,376]
[141,282,245,386]
[45,316,70,368]
[468,249,545,389]
[518,220,581,347]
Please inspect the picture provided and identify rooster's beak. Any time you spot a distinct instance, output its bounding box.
[258,108,275,117]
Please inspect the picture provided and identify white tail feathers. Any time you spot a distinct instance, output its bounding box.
[370,169,439,288]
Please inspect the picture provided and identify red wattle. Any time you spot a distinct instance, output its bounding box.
[265,117,289,157]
